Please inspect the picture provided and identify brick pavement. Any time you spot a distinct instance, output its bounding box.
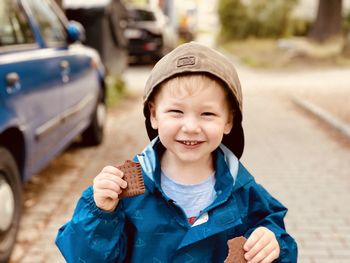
[10,65,350,262]
[240,73,350,262]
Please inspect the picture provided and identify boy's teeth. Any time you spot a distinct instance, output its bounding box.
[183,141,197,145]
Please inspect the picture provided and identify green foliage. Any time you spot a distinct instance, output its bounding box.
[106,75,126,107]
[218,0,297,40]
[289,18,313,37]
[218,0,248,39]
[344,11,350,32]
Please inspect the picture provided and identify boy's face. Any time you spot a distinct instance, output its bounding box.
[149,76,233,165]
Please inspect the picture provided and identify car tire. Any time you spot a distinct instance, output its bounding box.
[81,92,106,146]
[0,147,22,263]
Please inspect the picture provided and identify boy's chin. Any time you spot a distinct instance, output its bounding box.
[170,152,213,164]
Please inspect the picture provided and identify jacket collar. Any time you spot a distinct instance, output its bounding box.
[135,137,253,194]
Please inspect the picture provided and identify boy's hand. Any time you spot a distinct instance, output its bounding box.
[244,227,280,263]
[93,166,128,212]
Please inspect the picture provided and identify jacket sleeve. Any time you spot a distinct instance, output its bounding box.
[55,186,127,263]
[243,182,298,263]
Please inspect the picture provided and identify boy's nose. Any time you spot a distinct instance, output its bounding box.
[181,117,201,133]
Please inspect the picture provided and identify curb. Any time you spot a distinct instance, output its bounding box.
[291,97,350,140]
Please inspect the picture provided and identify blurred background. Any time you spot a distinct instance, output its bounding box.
[1,0,350,262]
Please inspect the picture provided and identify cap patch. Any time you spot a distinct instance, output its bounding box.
[177,56,196,67]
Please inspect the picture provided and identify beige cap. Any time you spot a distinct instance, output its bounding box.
[143,42,244,158]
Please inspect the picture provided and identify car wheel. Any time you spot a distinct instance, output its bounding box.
[0,147,22,263]
[81,93,106,146]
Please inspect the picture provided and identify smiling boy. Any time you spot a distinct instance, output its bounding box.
[56,42,297,262]
[149,74,233,183]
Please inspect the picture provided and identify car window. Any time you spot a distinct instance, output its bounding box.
[129,9,155,22]
[0,0,35,46]
[26,0,66,46]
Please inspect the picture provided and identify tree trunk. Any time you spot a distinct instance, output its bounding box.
[309,0,342,42]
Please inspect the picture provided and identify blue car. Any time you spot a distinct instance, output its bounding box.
[0,0,106,260]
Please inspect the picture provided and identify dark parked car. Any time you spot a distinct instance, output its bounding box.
[64,0,129,75]
[124,5,177,62]
[0,0,106,261]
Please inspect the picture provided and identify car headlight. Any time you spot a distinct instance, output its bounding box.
[124,28,143,39]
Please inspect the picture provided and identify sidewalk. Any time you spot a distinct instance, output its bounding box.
[294,84,350,125]
[285,67,350,141]
[230,57,350,142]
[292,96,350,141]
[237,65,350,263]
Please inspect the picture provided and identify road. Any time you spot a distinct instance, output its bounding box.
[10,61,350,262]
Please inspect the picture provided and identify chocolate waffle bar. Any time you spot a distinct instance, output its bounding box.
[117,160,145,198]
[224,236,247,263]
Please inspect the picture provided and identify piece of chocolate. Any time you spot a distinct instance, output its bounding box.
[117,160,145,198]
[224,236,247,263]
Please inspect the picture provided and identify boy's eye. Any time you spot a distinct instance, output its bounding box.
[168,109,183,114]
[202,112,216,116]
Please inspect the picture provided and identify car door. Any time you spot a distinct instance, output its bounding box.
[0,0,64,178]
[26,0,99,149]
[24,0,99,175]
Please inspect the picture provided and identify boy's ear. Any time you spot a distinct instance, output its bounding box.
[224,113,234,135]
[149,102,158,129]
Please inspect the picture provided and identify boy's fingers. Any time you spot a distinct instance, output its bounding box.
[94,188,119,200]
[95,177,127,191]
[94,173,116,185]
[95,173,128,189]
[244,227,264,251]
[94,178,121,192]
[244,236,270,262]
[244,234,271,262]
[246,241,275,263]
[259,248,280,263]
[101,166,124,177]
[114,176,128,189]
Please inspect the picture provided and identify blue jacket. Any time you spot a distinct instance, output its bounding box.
[56,139,297,262]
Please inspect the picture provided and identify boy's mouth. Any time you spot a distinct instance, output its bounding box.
[178,140,202,146]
